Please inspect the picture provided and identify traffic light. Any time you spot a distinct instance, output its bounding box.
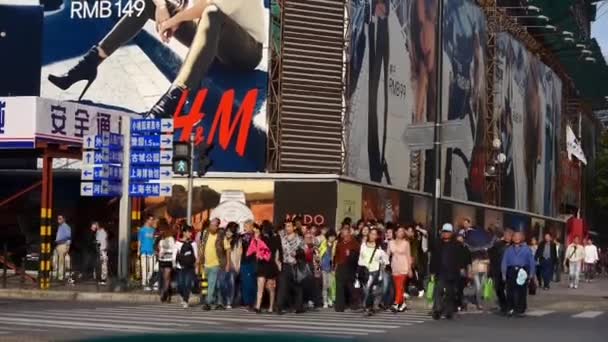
[172,141,191,176]
[197,141,212,177]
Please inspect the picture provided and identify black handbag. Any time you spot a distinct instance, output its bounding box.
[356,245,379,283]
[294,262,312,285]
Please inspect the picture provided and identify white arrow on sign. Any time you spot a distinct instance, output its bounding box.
[160,150,173,164]
[161,119,173,133]
[82,151,95,165]
[160,134,174,149]
[83,134,97,150]
[159,184,173,196]
[159,166,173,179]
[80,182,93,197]
[81,165,95,181]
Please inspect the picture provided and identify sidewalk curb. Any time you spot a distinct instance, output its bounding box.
[0,288,432,309]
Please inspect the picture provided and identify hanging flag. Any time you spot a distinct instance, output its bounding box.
[566,125,587,165]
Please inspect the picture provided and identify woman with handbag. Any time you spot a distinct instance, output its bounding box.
[248,222,280,313]
[357,228,389,316]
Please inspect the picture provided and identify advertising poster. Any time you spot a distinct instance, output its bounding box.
[451,203,476,231]
[347,0,438,192]
[1,0,269,170]
[412,195,431,227]
[530,217,545,241]
[362,185,400,223]
[441,0,487,203]
[336,182,363,228]
[484,209,504,234]
[144,179,274,231]
[495,33,562,216]
[273,181,337,229]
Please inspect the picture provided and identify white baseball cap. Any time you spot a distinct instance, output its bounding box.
[441,223,454,232]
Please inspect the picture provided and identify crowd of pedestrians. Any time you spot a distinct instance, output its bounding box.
[45,213,604,321]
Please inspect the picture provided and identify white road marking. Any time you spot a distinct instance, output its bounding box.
[0,315,183,333]
[265,324,386,334]
[572,311,604,319]
[247,327,364,337]
[525,310,555,317]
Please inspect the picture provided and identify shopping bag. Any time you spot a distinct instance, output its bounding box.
[426,276,435,304]
[483,278,496,301]
[329,273,336,302]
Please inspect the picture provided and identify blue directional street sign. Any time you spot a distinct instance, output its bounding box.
[83,133,123,150]
[83,149,124,165]
[129,150,173,165]
[130,166,173,181]
[81,165,122,181]
[130,119,173,135]
[81,180,122,197]
[129,183,173,197]
[130,134,173,150]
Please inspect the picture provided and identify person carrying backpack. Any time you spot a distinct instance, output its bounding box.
[173,225,199,308]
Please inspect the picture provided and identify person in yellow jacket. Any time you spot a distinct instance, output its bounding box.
[319,230,338,308]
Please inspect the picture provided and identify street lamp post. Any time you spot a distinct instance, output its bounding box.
[431,0,444,239]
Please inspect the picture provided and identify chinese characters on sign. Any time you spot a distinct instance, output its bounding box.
[80,132,125,197]
[129,119,174,197]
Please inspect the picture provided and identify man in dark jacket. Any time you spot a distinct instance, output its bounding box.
[430,223,467,320]
[488,229,513,314]
[535,233,557,290]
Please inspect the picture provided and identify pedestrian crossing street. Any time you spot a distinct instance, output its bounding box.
[0,304,435,339]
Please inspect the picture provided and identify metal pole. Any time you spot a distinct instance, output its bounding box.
[431,0,444,238]
[2,243,7,289]
[118,116,132,286]
[186,132,195,226]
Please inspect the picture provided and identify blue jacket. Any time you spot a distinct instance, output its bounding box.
[501,243,535,279]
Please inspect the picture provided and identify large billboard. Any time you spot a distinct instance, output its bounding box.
[273,181,338,229]
[1,0,269,171]
[347,0,438,192]
[495,32,562,216]
[441,0,487,203]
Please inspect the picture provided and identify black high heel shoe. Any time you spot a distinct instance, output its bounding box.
[145,86,187,119]
[48,47,102,101]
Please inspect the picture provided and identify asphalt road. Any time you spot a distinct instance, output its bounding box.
[0,299,606,342]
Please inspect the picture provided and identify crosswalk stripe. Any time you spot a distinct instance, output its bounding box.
[572,311,604,318]
[265,324,385,333]
[37,309,404,329]
[39,310,221,325]
[247,327,364,337]
[0,315,184,333]
[110,306,433,320]
[0,319,152,334]
[526,310,555,317]
[0,326,48,333]
[11,311,192,328]
[87,308,427,324]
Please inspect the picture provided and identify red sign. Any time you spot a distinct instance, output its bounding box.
[173,89,258,156]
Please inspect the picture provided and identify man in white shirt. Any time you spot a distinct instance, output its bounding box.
[96,224,109,285]
[583,238,599,282]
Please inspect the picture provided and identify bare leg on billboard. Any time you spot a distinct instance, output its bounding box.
[377,19,391,185]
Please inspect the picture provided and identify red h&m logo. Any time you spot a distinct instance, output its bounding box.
[173,89,258,156]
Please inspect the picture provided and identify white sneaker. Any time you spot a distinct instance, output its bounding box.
[226,305,232,309]
[574,285,578,289]
[182,302,189,308]
[418,290,425,298]
[323,303,329,309]
[569,284,573,289]
[144,286,152,292]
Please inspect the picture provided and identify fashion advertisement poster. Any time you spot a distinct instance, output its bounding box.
[273,181,338,229]
[361,185,400,223]
[411,195,431,227]
[144,179,274,231]
[530,217,545,241]
[3,0,269,171]
[441,0,487,204]
[336,182,363,228]
[347,0,437,192]
[451,203,476,230]
[484,209,503,233]
[495,33,562,216]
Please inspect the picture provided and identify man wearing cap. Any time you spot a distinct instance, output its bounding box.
[501,231,535,317]
[430,223,468,320]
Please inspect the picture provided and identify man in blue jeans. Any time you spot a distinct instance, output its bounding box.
[535,233,557,290]
[239,219,257,310]
[200,218,226,310]
[173,226,198,308]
